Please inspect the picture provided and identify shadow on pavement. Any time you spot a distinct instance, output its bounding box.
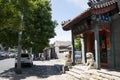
[0,64,61,80]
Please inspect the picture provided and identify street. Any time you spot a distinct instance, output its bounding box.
[0,59,67,80]
[0,58,15,73]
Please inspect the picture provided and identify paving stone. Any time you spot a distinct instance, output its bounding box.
[0,59,67,80]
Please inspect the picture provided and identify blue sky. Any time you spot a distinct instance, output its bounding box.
[50,0,89,44]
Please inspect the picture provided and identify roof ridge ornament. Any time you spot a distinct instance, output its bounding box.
[61,19,71,27]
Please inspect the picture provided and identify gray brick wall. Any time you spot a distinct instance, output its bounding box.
[111,14,120,69]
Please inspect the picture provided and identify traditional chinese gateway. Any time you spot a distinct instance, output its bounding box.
[62,0,120,70]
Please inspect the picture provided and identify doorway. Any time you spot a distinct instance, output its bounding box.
[99,30,108,67]
[89,30,108,67]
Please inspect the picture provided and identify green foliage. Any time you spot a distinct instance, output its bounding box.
[0,0,20,47]
[75,35,81,50]
[0,0,57,53]
[9,49,17,53]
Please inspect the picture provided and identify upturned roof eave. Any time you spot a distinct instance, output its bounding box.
[62,8,91,31]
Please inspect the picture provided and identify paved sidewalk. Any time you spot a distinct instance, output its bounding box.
[0,59,67,80]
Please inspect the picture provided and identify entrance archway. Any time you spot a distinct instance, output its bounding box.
[88,30,110,67]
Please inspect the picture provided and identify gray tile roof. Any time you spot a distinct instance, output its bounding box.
[88,0,118,9]
[53,41,72,47]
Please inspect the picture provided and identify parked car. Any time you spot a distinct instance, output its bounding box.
[0,52,4,60]
[0,51,9,58]
[8,53,15,58]
[75,51,82,64]
[15,53,33,67]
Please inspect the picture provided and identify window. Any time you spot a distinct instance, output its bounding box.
[21,54,29,57]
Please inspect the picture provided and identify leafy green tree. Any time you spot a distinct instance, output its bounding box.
[75,35,81,50]
[0,0,57,53]
[0,0,20,47]
[22,0,57,53]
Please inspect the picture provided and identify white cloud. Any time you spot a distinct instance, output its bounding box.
[66,0,89,9]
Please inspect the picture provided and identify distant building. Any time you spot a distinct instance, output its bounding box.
[53,41,72,59]
[43,41,72,59]
[53,41,71,53]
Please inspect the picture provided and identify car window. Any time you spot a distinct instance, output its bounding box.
[21,54,29,57]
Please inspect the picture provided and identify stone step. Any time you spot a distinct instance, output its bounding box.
[66,71,81,80]
[73,65,120,79]
[65,74,78,80]
[72,68,113,79]
[73,65,87,71]
[97,70,120,79]
[67,65,120,80]
[70,68,105,80]
[88,70,120,80]
[70,68,90,76]
[66,70,93,80]
[89,72,109,80]
[66,70,104,80]
[98,73,116,79]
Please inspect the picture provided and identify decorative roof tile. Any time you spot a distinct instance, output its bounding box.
[88,0,117,9]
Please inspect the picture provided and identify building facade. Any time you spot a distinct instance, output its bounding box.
[43,41,72,59]
[62,0,120,70]
[53,41,72,59]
